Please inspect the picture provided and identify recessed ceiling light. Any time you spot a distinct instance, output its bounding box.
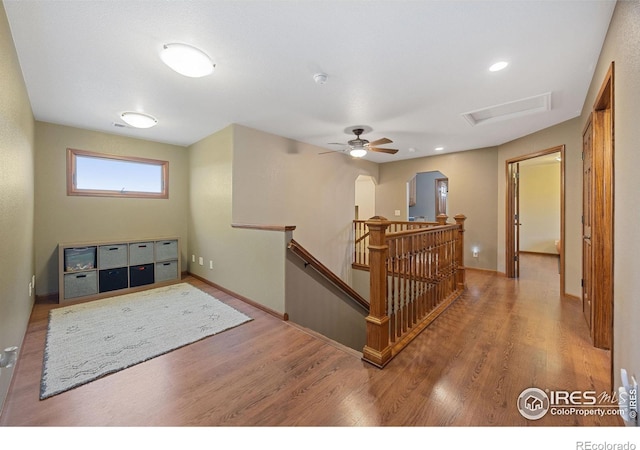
[120,112,158,129]
[160,43,215,78]
[435,146,444,151]
[489,61,509,72]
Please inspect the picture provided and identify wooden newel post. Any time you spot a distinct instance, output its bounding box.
[454,214,467,289]
[363,216,392,368]
[436,213,448,226]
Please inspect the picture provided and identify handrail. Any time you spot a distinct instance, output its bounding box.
[353,219,441,269]
[355,231,370,244]
[232,223,296,232]
[384,223,458,239]
[288,239,369,311]
[354,219,439,227]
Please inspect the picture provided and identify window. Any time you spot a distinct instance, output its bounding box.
[67,148,169,199]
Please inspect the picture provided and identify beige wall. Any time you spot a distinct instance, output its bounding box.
[231,124,379,280]
[286,251,367,351]
[34,122,189,296]
[519,162,561,254]
[377,147,499,270]
[497,118,582,293]
[583,0,640,397]
[187,125,289,314]
[0,2,35,412]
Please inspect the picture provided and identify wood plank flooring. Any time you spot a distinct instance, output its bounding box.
[0,254,620,426]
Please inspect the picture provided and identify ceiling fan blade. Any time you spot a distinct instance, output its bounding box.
[369,147,399,154]
[368,137,392,147]
[318,150,344,155]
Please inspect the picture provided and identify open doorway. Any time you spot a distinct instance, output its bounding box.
[407,171,448,222]
[355,175,376,220]
[519,154,562,272]
[506,146,565,292]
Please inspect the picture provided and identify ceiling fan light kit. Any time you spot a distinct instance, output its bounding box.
[350,148,368,158]
[322,127,399,158]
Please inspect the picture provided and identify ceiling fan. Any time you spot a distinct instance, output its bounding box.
[321,128,399,158]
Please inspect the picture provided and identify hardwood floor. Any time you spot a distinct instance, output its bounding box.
[0,254,620,426]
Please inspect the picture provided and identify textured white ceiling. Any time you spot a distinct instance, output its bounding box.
[4,0,615,162]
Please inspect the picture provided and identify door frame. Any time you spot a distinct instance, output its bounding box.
[505,161,521,278]
[586,62,614,352]
[505,145,566,294]
[582,115,593,332]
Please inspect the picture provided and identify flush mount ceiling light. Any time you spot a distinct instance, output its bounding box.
[489,61,509,72]
[435,146,444,151]
[120,112,158,129]
[160,43,215,78]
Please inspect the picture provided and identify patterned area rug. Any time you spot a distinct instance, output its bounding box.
[40,283,252,400]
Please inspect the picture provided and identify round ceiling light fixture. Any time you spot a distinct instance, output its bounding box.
[489,61,509,72]
[160,43,215,78]
[120,111,158,129]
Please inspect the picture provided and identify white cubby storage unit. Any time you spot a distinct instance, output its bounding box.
[59,238,181,303]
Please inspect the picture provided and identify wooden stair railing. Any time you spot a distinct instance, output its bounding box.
[353,219,438,269]
[288,239,369,311]
[362,214,466,368]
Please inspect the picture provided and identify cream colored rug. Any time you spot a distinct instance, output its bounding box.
[40,283,251,399]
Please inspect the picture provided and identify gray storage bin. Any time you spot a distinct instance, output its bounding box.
[64,271,98,299]
[155,260,178,282]
[129,241,154,265]
[155,240,178,262]
[98,244,128,269]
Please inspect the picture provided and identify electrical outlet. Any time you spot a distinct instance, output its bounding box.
[209,260,213,269]
[198,257,204,266]
[394,210,401,217]
[28,282,32,297]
